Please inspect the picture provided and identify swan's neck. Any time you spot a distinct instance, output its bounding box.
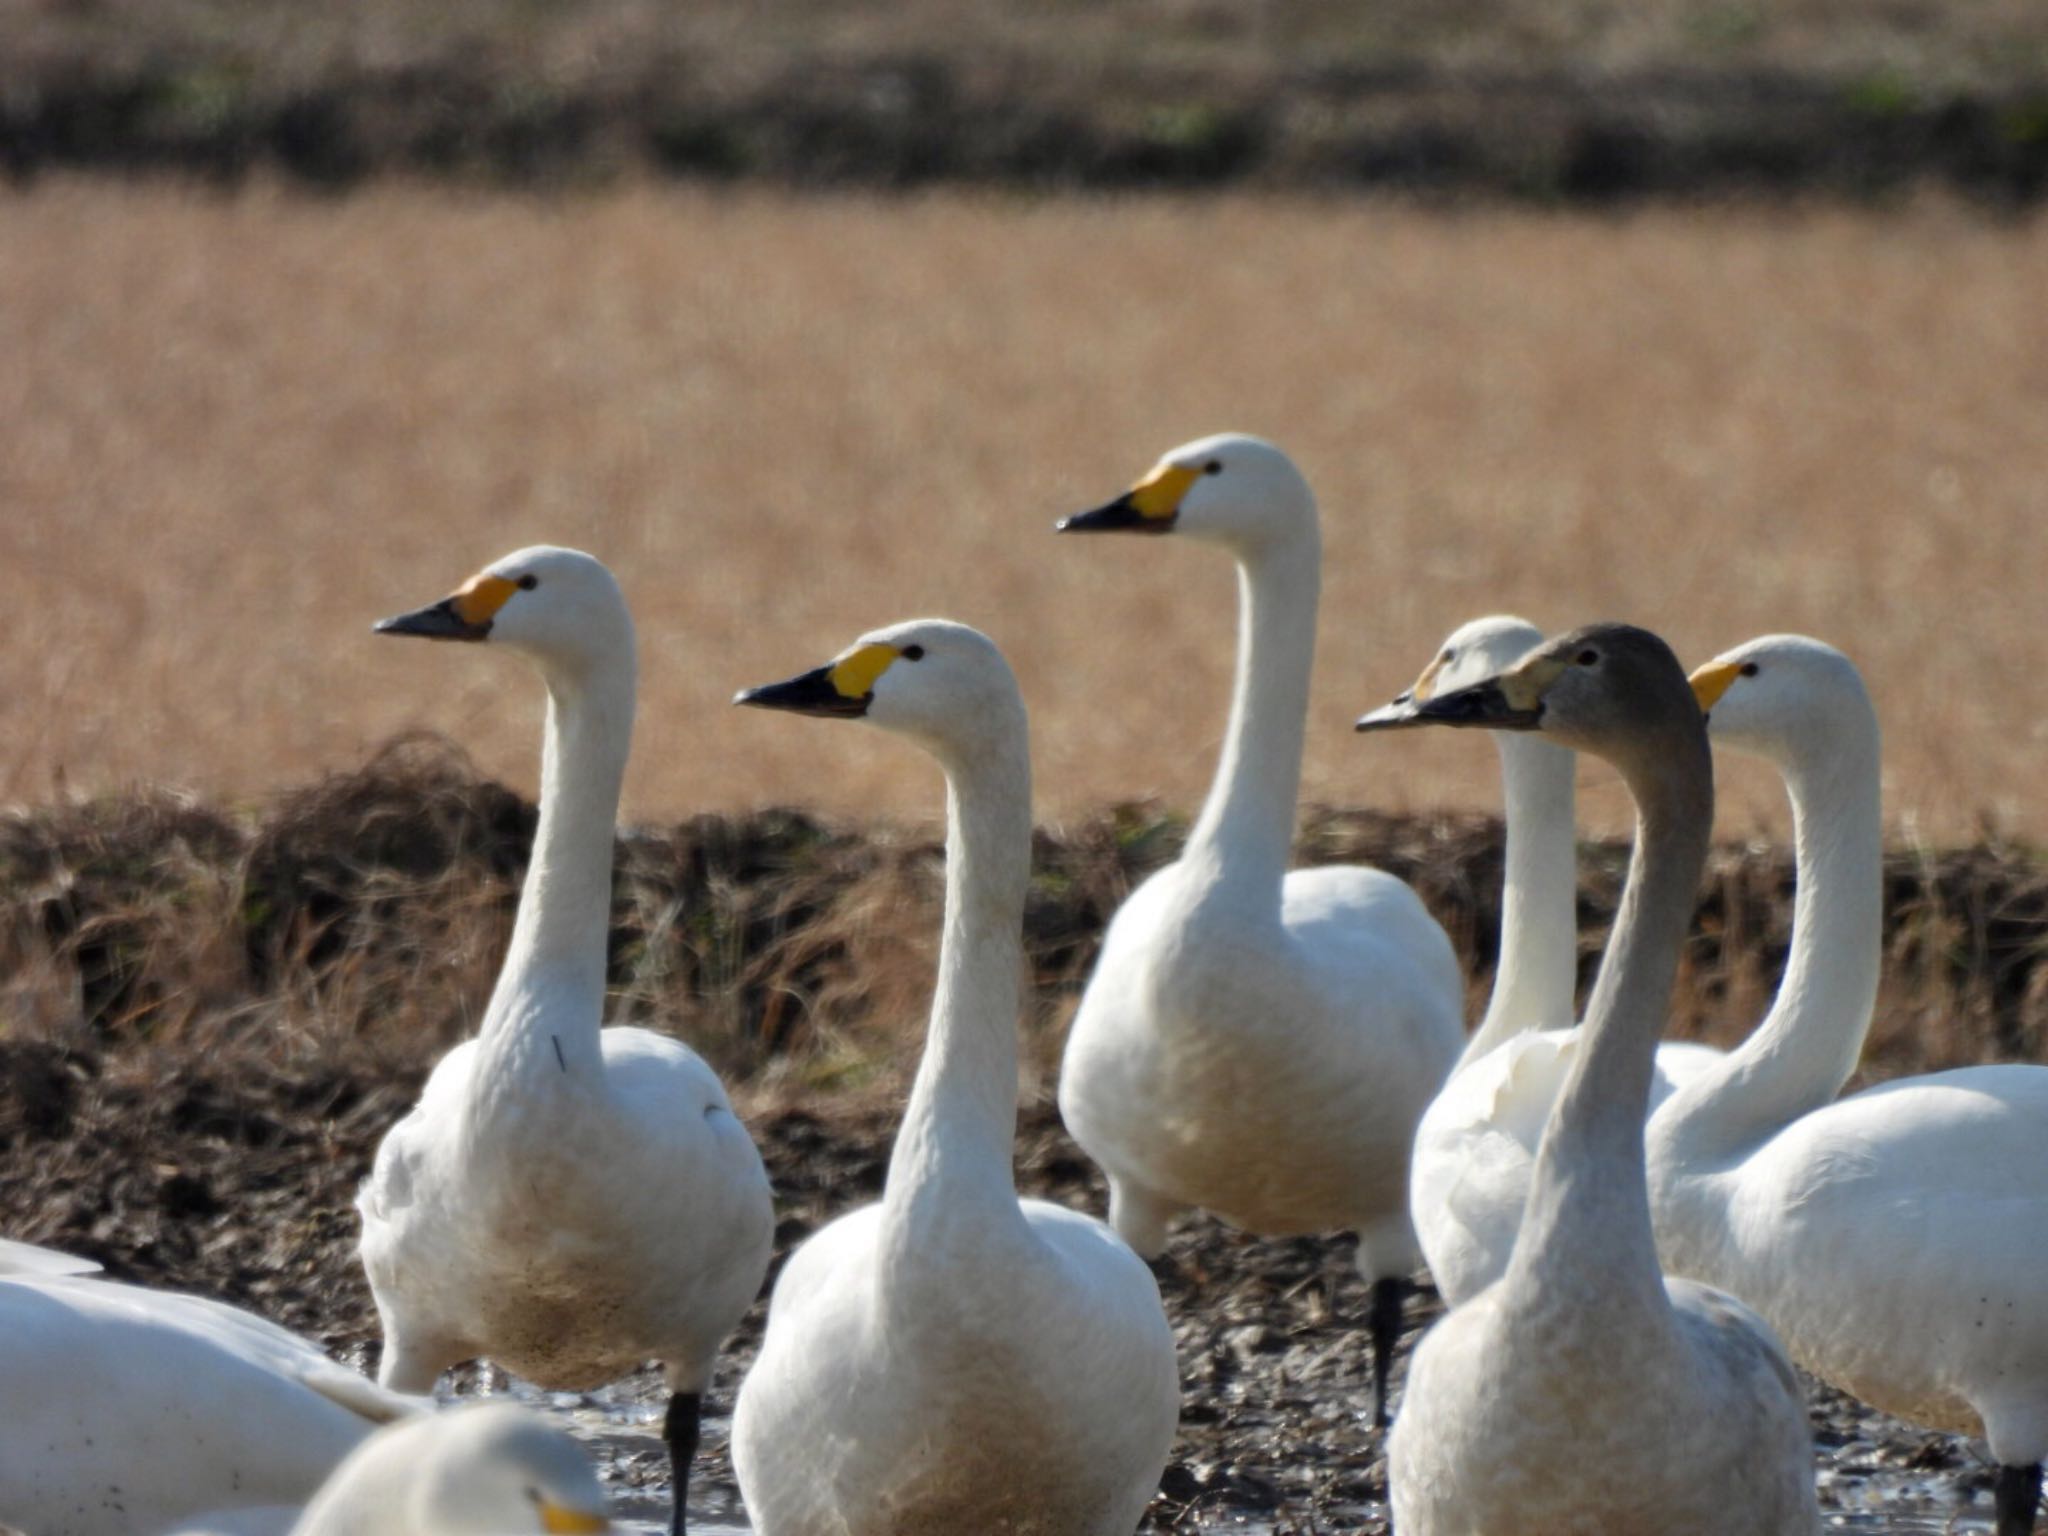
[1460,733,1579,1069]
[1651,713,1882,1169]
[1506,730,1711,1312]
[1181,529,1319,898]
[883,713,1033,1238]
[476,656,633,1082]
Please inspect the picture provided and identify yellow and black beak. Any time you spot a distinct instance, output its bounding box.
[735,642,900,720]
[1056,462,1201,535]
[1357,658,1559,735]
[375,571,520,643]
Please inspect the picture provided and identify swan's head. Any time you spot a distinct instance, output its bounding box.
[734,618,1024,765]
[1358,622,1702,770]
[1688,634,1876,772]
[1057,433,1314,553]
[402,1404,608,1533]
[1357,614,1547,727]
[374,546,633,680]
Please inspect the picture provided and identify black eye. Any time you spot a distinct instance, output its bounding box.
[1440,649,1455,664]
[1577,649,1599,666]
[523,1487,543,1506]
[1739,661,1759,677]
[1203,460,1222,475]
[517,574,539,591]
[902,644,925,661]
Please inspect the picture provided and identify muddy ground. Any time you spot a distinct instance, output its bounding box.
[0,1036,2006,1532]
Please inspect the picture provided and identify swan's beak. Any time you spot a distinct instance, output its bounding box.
[1358,677,1544,733]
[1689,659,1741,714]
[734,663,869,717]
[538,1502,610,1534]
[374,572,519,643]
[735,642,901,719]
[1056,462,1198,534]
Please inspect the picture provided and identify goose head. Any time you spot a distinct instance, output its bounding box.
[375,546,633,682]
[1358,622,1704,779]
[734,618,1024,767]
[1057,433,1314,555]
[1687,635,1877,775]
[375,1404,608,1533]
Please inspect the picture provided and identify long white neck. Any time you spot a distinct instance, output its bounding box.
[882,707,1033,1245]
[475,654,634,1082]
[1460,732,1580,1069]
[1181,528,1320,899]
[1506,724,1711,1319]
[1650,706,1882,1170]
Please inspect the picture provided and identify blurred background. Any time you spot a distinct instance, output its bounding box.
[2,0,2045,843]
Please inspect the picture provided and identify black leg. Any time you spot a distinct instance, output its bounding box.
[664,1391,702,1536]
[1368,1275,1411,1431]
[1997,1462,2043,1536]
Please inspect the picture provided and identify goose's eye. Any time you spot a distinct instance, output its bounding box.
[1203,460,1223,475]
[517,574,539,591]
[1739,661,1760,677]
[902,645,925,661]
[524,1487,543,1506]
[1576,649,1599,666]
[1440,649,1454,664]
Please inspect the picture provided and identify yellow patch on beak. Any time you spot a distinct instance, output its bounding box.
[448,572,521,626]
[827,642,901,700]
[1500,655,1568,712]
[538,1503,609,1534]
[1409,652,1450,703]
[1690,659,1742,711]
[1127,463,1202,521]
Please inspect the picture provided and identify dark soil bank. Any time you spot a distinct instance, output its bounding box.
[2,2,2045,201]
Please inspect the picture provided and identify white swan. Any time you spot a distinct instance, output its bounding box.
[159,1402,608,1536]
[730,621,1179,1536]
[1361,615,1723,1306]
[1363,624,1817,1535]
[0,1239,418,1536]
[1054,433,1464,1419]
[1650,634,2048,1535]
[360,547,774,1536]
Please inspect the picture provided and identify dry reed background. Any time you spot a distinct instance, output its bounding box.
[2,182,2045,845]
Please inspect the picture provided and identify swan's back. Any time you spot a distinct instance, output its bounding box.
[0,1276,408,1536]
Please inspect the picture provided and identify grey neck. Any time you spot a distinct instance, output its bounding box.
[1507,719,1712,1309]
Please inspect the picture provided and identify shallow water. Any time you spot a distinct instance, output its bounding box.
[448,1366,2016,1535]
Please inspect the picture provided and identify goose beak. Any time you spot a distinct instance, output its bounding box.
[1689,659,1741,714]
[1353,691,1421,731]
[374,571,519,643]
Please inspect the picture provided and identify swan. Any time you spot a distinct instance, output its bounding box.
[1360,615,1724,1306]
[158,1402,608,1536]
[1649,634,2048,1536]
[1361,623,1817,1535]
[360,546,774,1536]
[730,620,1179,1536]
[0,1239,419,1536]
[1053,432,1464,1421]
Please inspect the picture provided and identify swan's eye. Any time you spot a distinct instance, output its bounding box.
[1440,649,1454,664]
[1203,460,1222,475]
[902,645,925,661]
[517,574,539,591]
[523,1487,543,1506]
[1739,661,1759,677]
[1576,649,1599,666]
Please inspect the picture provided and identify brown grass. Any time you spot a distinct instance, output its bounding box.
[0,183,2044,843]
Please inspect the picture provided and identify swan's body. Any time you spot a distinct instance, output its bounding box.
[161,1403,609,1536]
[1367,625,1817,1535]
[0,1241,417,1536]
[1367,616,1724,1306]
[731,621,1178,1536]
[1649,636,2048,1533]
[358,548,773,1536]
[1054,434,1463,1416]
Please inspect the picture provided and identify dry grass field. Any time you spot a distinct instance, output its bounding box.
[1,182,2044,841]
